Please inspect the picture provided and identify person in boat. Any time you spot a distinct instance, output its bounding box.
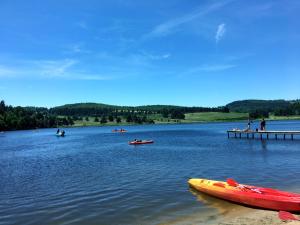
[61,130,65,136]
[56,129,60,134]
[260,118,266,131]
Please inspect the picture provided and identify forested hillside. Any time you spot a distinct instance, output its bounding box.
[0,100,72,131]
[1,99,299,131]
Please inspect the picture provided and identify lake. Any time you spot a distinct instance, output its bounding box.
[1,120,300,225]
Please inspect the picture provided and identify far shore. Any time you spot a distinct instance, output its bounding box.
[1,115,300,132]
[64,116,300,129]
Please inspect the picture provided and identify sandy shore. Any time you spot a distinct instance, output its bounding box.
[219,208,299,225]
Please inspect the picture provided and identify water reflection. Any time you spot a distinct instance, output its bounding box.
[189,188,245,216]
[261,140,268,151]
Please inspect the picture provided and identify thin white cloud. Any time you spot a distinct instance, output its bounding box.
[0,65,17,77]
[187,64,236,73]
[76,21,88,30]
[63,44,92,54]
[141,51,171,60]
[0,59,115,80]
[144,0,233,39]
[215,23,226,43]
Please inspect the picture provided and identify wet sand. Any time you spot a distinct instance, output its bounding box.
[160,207,299,225]
[161,189,300,225]
[219,208,300,225]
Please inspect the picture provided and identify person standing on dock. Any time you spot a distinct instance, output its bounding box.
[246,118,251,131]
[260,118,266,131]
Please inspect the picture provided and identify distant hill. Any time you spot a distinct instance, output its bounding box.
[226,100,291,113]
[50,100,299,116]
[49,103,227,116]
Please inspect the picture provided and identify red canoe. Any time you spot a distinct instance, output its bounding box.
[129,140,154,145]
[188,178,300,212]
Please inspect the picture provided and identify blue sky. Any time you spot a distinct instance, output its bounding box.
[0,0,299,107]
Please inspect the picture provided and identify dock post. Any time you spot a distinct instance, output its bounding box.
[260,134,262,140]
[252,133,254,139]
[239,133,241,139]
[284,134,286,140]
[267,134,269,139]
[247,133,249,139]
[275,134,277,140]
[234,133,237,138]
[292,134,294,140]
[227,132,229,138]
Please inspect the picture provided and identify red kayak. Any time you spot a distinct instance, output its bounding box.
[188,178,300,212]
[129,140,154,145]
[112,129,127,133]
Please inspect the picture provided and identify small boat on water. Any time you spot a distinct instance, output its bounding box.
[112,129,127,133]
[129,140,154,145]
[56,132,65,137]
[188,178,300,212]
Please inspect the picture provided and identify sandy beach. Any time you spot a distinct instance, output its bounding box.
[219,208,299,225]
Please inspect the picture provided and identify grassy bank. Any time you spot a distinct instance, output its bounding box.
[68,112,249,127]
[61,112,300,128]
[269,115,300,121]
[184,112,249,122]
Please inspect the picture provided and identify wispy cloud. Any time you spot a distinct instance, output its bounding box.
[0,59,115,80]
[186,64,236,74]
[76,21,88,30]
[144,0,233,39]
[215,23,226,43]
[63,44,91,54]
[37,59,78,78]
[0,65,17,77]
[140,51,171,60]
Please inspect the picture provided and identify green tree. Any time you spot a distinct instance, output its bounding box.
[108,115,114,122]
[0,100,6,114]
[116,117,121,123]
[100,116,107,124]
[67,116,74,125]
[126,114,133,122]
[94,117,99,122]
[170,110,185,119]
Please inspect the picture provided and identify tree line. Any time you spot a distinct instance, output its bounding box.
[0,100,73,131]
[2,99,299,131]
[227,99,300,119]
[49,103,229,118]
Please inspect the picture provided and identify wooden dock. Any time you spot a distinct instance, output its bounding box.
[227,130,300,140]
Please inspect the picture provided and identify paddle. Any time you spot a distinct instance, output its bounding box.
[227,178,239,187]
[226,178,262,194]
[278,211,299,221]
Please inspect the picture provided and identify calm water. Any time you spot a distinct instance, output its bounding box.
[1,121,300,225]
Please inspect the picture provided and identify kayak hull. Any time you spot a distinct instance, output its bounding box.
[129,140,154,145]
[188,178,300,212]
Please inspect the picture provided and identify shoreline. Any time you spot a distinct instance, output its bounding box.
[2,117,300,132]
[218,208,300,225]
